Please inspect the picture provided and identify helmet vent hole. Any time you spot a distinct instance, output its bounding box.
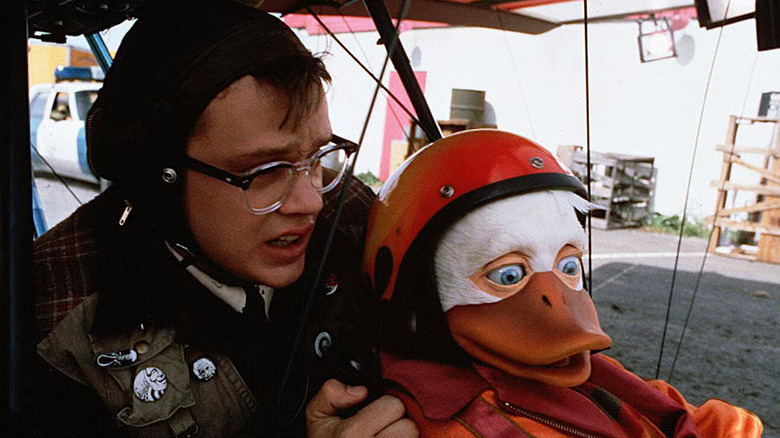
[439,185,455,198]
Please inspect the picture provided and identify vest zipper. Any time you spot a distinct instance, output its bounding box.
[501,401,603,438]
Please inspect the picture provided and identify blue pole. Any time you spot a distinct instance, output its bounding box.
[31,177,47,238]
[85,33,113,74]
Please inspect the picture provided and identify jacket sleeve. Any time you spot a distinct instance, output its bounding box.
[645,379,763,438]
[596,354,763,437]
[23,353,124,437]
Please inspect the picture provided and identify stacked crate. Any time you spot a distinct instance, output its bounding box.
[705,115,780,263]
[565,150,657,229]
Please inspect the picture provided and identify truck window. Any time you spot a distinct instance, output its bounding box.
[50,92,71,121]
[75,90,98,121]
[30,91,50,120]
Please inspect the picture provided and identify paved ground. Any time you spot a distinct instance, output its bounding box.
[586,229,779,436]
[34,175,780,435]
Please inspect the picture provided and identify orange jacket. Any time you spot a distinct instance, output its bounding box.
[384,354,762,438]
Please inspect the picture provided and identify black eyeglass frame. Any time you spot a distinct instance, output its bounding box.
[182,134,357,214]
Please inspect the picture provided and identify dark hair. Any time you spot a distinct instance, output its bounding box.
[87,0,330,191]
[85,0,330,243]
[250,55,331,131]
[86,0,330,249]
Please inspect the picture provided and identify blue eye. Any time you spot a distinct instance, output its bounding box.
[557,256,580,276]
[486,264,526,286]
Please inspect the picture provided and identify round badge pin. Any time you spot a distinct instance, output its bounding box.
[324,273,339,296]
[192,357,217,382]
[314,331,332,358]
[133,367,167,402]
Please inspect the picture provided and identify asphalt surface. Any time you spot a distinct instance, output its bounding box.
[34,174,780,436]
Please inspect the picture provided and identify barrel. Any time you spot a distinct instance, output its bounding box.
[449,89,485,128]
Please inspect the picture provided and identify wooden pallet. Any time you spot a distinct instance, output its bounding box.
[706,116,780,264]
[561,148,657,229]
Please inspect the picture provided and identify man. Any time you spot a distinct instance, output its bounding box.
[29,0,416,436]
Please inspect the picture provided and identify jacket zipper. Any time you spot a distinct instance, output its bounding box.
[501,401,603,438]
[118,200,133,226]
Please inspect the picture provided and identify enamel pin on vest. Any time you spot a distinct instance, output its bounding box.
[134,367,168,402]
[96,349,138,367]
[324,273,339,296]
[192,357,217,381]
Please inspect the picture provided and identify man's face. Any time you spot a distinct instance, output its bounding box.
[183,76,330,288]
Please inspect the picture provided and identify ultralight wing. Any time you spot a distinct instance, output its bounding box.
[26,0,697,41]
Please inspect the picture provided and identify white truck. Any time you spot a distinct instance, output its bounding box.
[29,66,103,184]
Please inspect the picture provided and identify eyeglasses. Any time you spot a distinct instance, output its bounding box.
[183,134,357,215]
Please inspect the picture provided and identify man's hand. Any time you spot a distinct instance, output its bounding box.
[306,379,419,438]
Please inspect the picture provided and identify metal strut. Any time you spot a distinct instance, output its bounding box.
[85,33,114,75]
[0,1,34,432]
[362,0,442,142]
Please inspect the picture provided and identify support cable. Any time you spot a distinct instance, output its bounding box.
[363,0,441,141]
[335,12,415,145]
[498,24,538,140]
[655,0,732,380]
[30,143,84,205]
[273,0,412,433]
[307,9,422,129]
[584,0,593,295]
[667,38,761,383]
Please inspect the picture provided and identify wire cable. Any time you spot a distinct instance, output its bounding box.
[274,0,412,432]
[307,9,422,129]
[655,0,732,380]
[30,142,84,205]
[667,36,762,383]
[583,0,593,295]
[336,12,415,145]
[497,13,537,139]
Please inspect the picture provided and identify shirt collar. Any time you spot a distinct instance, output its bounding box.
[165,240,274,319]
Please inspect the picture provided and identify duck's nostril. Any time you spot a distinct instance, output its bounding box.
[542,295,552,307]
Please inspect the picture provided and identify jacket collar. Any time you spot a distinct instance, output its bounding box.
[383,353,699,438]
[381,352,488,420]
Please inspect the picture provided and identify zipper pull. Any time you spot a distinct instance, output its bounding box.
[119,200,133,226]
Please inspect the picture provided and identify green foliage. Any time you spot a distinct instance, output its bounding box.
[729,230,755,246]
[647,212,710,237]
[356,171,382,187]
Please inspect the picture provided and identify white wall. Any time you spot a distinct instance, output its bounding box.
[297,18,780,217]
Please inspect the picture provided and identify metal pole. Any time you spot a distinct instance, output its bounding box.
[85,33,113,74]
[0,0,34,431]
[32,177,48,238]
[362,0,442,142]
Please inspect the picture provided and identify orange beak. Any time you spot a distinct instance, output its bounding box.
[446,272,612,387]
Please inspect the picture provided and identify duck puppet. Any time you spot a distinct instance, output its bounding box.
[363,130,762,438]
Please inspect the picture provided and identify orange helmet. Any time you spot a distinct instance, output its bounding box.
[364,129,587,360]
